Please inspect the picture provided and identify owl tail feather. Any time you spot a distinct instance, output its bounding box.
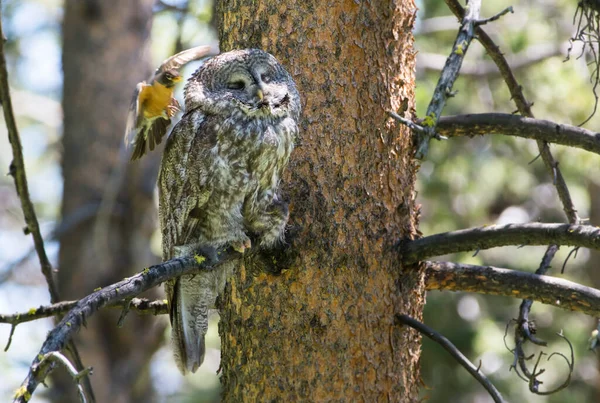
[170,278,207,374]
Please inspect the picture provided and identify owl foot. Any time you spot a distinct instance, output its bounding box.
[231,238,252,254]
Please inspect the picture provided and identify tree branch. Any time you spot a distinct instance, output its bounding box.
[395,314,505,403]
[400,223,600,264]
[437,113,600,156]
[0,297,168,326]
[0,0,58,304]
[13,248,240,403]
[424,261,600,316]
[9,256,600,327]
[0,12,95,401]
[418,44,561,77]
[445,0,579,225]
[414,0,482,158]
[444,2,581,392]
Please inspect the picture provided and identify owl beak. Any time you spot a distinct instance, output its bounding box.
[255,88,264,101]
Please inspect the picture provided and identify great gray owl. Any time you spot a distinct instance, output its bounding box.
[158,49,301,374]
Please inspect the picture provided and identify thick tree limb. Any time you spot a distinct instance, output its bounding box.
[13,249,239,403]
[424,261,600,316]
[400,223,600,264]
[437,113,600,156]
[396,314,505,403]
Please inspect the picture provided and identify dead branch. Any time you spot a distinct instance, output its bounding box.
[0,13,94,401]
[414,0,482,158]
[0,297,168,326]
[12,247,239,403]
[436,113,600,155]
[444,1,582,393]
[417,43,561,77]
[424,261,600,316]
[445,0,579,225]
[396,314,505,403]
[400,223,600,264]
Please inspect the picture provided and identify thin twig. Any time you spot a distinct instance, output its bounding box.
[395,314,505,403]
[418,43,562,77]
[446,0,580,225]
[40,352,93,403]
[387,110,447,140]
[0,297,168,326]
[475,6,513,26]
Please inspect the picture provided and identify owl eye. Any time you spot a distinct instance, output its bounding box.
[227,80,246,90]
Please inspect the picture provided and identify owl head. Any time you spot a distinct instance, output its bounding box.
[184,49,300,121]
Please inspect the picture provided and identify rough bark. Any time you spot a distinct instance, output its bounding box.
[216,0,423,401]
[58,1,163,402]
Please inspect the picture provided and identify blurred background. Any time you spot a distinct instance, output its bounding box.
[0,0,599,402]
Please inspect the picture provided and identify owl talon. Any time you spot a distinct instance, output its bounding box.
[232,238,252,253]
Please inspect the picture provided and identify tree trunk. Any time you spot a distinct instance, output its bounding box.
[216,0,423,401]
[58,1,163,402]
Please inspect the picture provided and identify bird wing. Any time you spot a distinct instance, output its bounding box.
[159,110,214,259]
[156,45,214,74]
[159,110,216,373]
[125,82,162,161]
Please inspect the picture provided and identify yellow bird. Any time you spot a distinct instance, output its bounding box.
[125,45,213,160]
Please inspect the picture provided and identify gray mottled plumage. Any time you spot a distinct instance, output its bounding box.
[158,49,300,374]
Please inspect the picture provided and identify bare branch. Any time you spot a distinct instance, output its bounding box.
[414,0,482,158]
[445,0,579,225]
[0,297,168,326]
[475,6,513,26]
[13,248,240,403]
[400,223,600,264]
[41,352,93,403]
[0,13,94,401]
[424,261,600,316]
[395,314,505,403]
[444,3,582,392]
[0,0,58,304]
[436,113,600,156]
[418,43,562,77]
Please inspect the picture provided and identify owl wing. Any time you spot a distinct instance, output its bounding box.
[159,109,218,373]
[159,109,215,260]
[155,45,214,75]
